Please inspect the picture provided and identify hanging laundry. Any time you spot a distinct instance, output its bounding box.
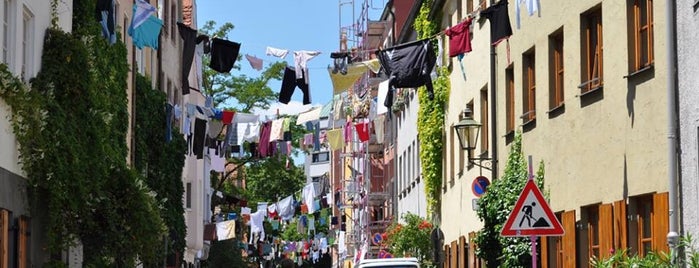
[326,129,344,151]
[208,120,224,138]
[210,148,225,172]
[296,107,322,125]
[250,210,266,241]
[333,95,344,120]
[178,22,199,95]
[173,104,182,120]
[283,118,292,141]
[293,50,322,84]
[445,17,474,57]
[328,59,381,94]
[127,4,163,50]
[241,207,252,215]
[515,0,539,29]
[276,195,295,221]
[241,122,261,143]
[132,0,156,29]
[344,121,352,144]
[193,118,207,159]
[373,115,385,144]
[269,118,285,141]
[209,38,241,73]
[279,67,311,105]
[165,104,173,142]
[308,216,316,231]
[216,220,236,241]
[268,203,278,218]
[245,54,264,71]
[302,183,317,214]
[481,0,513,46]
[375,39,437,109]
[257,121,272,157]
[355,121,370,142]
[303,133,314,147]
[266,46,289,58]
[330,52,352,75]
[222,110,235,125]
[319,130,327,144]
[95,0,116,44]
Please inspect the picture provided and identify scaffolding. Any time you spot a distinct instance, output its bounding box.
[334,0,391,264]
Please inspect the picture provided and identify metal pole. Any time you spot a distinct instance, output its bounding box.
[665,0,680,258]
[528,155,537,268]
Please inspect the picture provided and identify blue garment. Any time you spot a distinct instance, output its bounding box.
[128,6,163,50]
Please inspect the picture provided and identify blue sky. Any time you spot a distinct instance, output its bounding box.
[196,0,385,117]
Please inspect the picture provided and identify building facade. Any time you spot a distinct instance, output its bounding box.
[438,0,671,267]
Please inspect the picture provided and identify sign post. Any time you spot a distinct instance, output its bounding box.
[501,156,564,267]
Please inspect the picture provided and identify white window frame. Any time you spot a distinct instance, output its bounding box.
[21,5,33,82]
[2,0,13,67]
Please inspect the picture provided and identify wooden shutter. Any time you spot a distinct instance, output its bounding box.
[459,236,467,268]
[613,199,627,251]
[451,240,458,268]
[0,210,7,268]
[540,235,549,268]
[562,210,576,268]
[599,203,614,259]
[653,192,669,253]
[468,232,477,268]
[17,216,28,268]
[443,244,450,268]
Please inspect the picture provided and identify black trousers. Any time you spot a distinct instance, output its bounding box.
[278,67,311,105]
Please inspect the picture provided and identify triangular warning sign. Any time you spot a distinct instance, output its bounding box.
[501,180,564,237]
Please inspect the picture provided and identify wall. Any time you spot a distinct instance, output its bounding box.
[395,89,428,220]
[678,0,699,239]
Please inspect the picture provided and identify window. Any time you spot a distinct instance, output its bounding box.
[449,126,455,182]
[311,152,329,163]
[545,213,565,267]
[2,0,11,65]
[408,145,412,182]
[480,88,488,154]
[580,8,603,93]
[581,204,613,263]
[0,209,8,268]
[311,176,324,183]
[628,193,669,257]
[467,0,474,14]
[629,0,653,72]
[505,66,515,133]
[522,49,536,123]
[186,182,192,208]
[159,0,166,37]
[549,30,564,110]
[587,205,601,260]
[398,155,403,195]
[21,6,33,82]
[170,4,176,41]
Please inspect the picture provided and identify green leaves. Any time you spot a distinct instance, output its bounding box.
[385,213,435,266]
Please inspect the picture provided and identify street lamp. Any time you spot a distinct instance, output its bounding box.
[453,108,492,169]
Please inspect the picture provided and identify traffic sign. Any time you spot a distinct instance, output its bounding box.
[373,233,383,245]
[501,179,564,237]
[472,176,490,197]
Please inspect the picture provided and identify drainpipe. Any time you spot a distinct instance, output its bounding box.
[665,0,680,255]
[489,0,498,181]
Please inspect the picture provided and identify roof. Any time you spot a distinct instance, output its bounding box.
[320,99,333,118]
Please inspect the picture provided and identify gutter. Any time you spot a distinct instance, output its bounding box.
[489,0,498,181]
[665,0,680,253]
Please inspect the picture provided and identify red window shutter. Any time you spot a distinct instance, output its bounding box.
[653,192,669,253]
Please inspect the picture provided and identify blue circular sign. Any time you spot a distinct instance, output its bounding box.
[373,233,382,245]
[472,176,490,197]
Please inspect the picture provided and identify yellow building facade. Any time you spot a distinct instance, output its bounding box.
[439,0,670,267]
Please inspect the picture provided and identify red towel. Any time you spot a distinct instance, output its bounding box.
[222,110,235,125]
[355,122,370,142]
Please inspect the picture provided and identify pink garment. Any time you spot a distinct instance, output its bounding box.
[245,54,263,71]
[344,121,352,144]
[445,18,473,57]
[258,121,272,157]
[286,141,292,156]
[319,130,327,144]
[355,122,370,142]
[303,133,314,145]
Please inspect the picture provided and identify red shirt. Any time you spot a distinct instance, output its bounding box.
[445,18,473,57]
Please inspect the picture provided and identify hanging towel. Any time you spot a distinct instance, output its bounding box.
[216,220,236,241]
[209,38,241,73]
[445,18,473,57]
[375,39,436,109]
[278,195,295,221]
[373,115,385,144]
[328,59,381,94]
[355,121,370,142]
[266,46,289,58]
[302,184,317,214]
[327,129,344,150]
[270,118,285,141]
[481,0,513,46]
[245,54,264,71]
[516,0,540,29]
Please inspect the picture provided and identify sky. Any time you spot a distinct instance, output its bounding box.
[196,0,385,118]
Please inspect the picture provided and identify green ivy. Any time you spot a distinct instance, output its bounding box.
[0,2,171,264]
[473,131,545,267]
[134,74,188,265]
[414,0,448,216]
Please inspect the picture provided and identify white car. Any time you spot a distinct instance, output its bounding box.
[355,257,420,268]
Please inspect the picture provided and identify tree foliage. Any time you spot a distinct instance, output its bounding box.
[199,21,285,111]
[474,131,545,267]
[244,156,305,202]
[384,213,435,267]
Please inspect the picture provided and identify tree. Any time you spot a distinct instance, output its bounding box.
[199,21,285,111]
[473,131,545,267]
[384,213,435,267]
[244,156,305,202]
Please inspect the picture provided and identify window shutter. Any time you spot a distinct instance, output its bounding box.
[468,232,478,268]
[599,203,614,258]
[443,244,450,268]
[18,216,28,268]
[459,236,467,268]
[613,200,627,251]
[562,210,576,267]
[653,192,669,253]
[451,240,458,268]
[540,235,549,268]
[0,210,7,268]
